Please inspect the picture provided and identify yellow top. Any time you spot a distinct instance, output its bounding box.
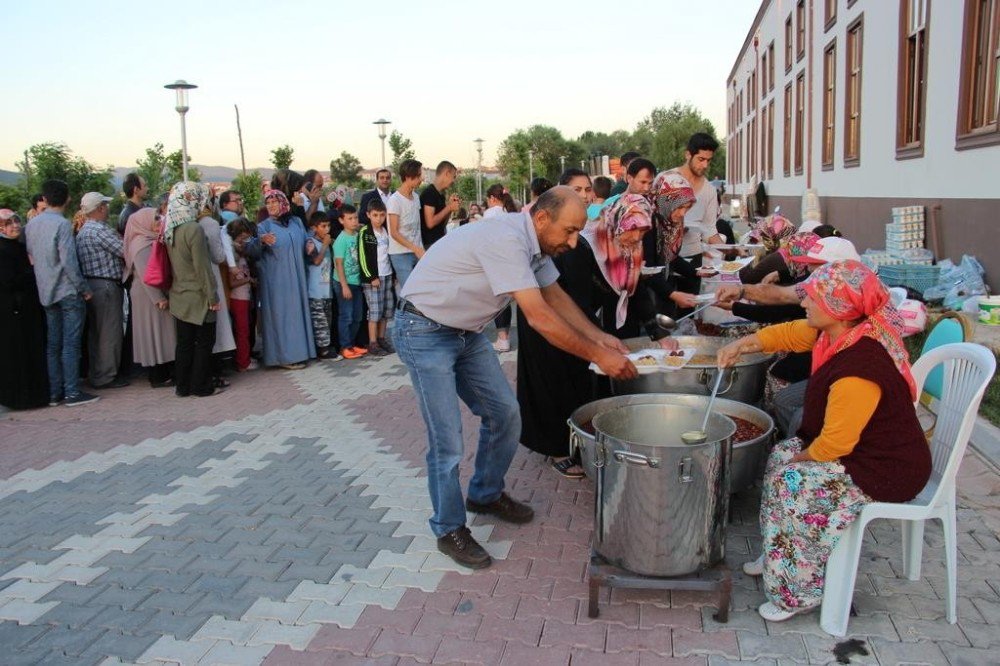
[757,320,881,462]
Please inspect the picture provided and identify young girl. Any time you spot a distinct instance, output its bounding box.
[227,218,257,371]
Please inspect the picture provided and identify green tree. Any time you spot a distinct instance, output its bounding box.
[574,130,637,162]
[270,144,295,170]
[164,150,201,184]
[0,183,28,214]
[134,143,170,198]
[388,131,414,173]
[633,102,727,180]
[453,173,480,206]
[495,125,583,186]
[329,151,364,186]
[231,170,263,217]
[15,143,114,214]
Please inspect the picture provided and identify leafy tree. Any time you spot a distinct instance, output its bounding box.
[453,174,480,206]
[270,144,295,170]
[231,170,263,217]
[388,131,414,173]
[495,125,583,186]
[329,151,364,186]
[0,183,28,214]
[633,102,727,180]
[164,150,201,184]
[15,143,114,214]
[134,143,171,198]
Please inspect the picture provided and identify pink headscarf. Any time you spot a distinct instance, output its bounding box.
[753,213,795,253]
[123,208,161,278]
[778,232,821,279]
[264,189,291,218]
[804,260,916,399]
[649,171,695,264]
[583,194,653,329]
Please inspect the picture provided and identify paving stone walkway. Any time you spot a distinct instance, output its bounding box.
[1,352,998,665]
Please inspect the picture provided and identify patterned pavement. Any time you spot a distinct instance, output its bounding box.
[0,351,998,665]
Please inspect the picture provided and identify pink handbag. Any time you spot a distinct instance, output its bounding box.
[143,230,172,291]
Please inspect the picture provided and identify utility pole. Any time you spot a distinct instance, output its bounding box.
[234,105,247,176]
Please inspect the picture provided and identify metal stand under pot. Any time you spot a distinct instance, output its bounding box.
[587,402,737,620]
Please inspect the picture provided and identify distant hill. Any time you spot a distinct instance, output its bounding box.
[0,169,20,185]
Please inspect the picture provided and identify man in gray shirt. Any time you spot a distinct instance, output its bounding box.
[395,186,637,569]
[24,179,99,407]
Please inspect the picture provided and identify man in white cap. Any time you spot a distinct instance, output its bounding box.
[76,191,129,390]
[715,237,861,307]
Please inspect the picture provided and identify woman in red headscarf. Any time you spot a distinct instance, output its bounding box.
[717,260,931,622]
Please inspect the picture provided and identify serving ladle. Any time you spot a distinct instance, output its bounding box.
[681,368,726,445]
[654,302,715,331]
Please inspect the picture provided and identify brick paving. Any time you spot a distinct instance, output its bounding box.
[0,351,998,665]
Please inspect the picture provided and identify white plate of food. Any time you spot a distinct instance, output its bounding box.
[640,265,665,276]
[717,256,755,274]
[590,348,697,375]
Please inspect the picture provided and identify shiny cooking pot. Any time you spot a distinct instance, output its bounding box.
[592,403,735,577]
[569,394,774,492]
[611,336,772,404]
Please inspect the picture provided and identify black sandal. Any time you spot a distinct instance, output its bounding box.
[550,457,585,479]
[214,377,231,388]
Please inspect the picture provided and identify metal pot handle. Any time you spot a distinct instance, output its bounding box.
[717,368,738,396]
[612,450,661,468]
[678,456,694,482]
[568,428,580,457]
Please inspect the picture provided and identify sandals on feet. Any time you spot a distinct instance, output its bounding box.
[550,457,585,479]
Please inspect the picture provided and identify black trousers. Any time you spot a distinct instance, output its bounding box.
[174,316,216,396]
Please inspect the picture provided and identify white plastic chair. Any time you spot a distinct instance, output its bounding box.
[819,342,996,637]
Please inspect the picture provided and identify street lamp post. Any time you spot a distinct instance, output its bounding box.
[164,80,197,182]
[473,138,484,203]
[528,149,534,183]
[373,118,391,168]
[559,155,566,172]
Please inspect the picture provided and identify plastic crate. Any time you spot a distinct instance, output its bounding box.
[877,264,941,292]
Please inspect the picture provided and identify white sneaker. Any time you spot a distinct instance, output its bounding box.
[758,601,806,622]
[742,554,765,576]
[493,338,511,353]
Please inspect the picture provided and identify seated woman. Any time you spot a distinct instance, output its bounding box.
[717,260,930,622]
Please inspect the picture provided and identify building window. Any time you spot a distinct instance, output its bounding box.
[750,115,757,180]
[797,0,806,61]
[897,0,929,159]
[825,0,838,31]
[784,83,793,176]
[768,41,776,91]
[767,99,775,179]
[761,52,768,99]
[795,73,805,174]
[956,0,1000,148]
[752,71,758,108]
[845,16,863,166]
[760,106,767,180]
[785,14,794,72]
[823,41,837,169]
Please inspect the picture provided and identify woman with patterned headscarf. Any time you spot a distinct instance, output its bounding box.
[164,182,223,397]
[643,171,703,317]
[242,189,315,369]
[717,260,930,622]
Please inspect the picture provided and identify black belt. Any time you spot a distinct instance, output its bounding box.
[397,298,426,317]
[85,276,121,282]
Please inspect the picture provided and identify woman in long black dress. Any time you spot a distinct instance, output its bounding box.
[0,210,49,409]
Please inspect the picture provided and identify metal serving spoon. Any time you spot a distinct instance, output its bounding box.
[681,369,726,445]
[654,302,715,331]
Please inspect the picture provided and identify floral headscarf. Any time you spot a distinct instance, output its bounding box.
[752,213,795,253]
[264,189,291,218]
[649,171,696,264]
[777,232,820,279]
[582,194,653,329]
[804,260,916,399]
[123,207,161,278]
[165,182,211,244]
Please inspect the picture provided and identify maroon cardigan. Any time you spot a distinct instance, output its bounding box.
[798,337,931,503]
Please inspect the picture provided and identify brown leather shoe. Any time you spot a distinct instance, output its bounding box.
[465,492,534,524]
[437,526,492,569]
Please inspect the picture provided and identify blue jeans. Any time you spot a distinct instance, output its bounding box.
[389,253,418,291]
[44,294,86,400]
[393,309,521,537]
[334,284,364,350]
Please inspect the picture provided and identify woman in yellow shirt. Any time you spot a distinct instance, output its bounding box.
[717,260,931,622]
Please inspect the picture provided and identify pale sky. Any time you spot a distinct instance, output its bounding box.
[1,0,759,174]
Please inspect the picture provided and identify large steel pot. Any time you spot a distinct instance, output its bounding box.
[592,403,735,577]
[611,336,772,404]
[569,394,774,492]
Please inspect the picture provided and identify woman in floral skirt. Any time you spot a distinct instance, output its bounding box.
[717,260,931,621]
